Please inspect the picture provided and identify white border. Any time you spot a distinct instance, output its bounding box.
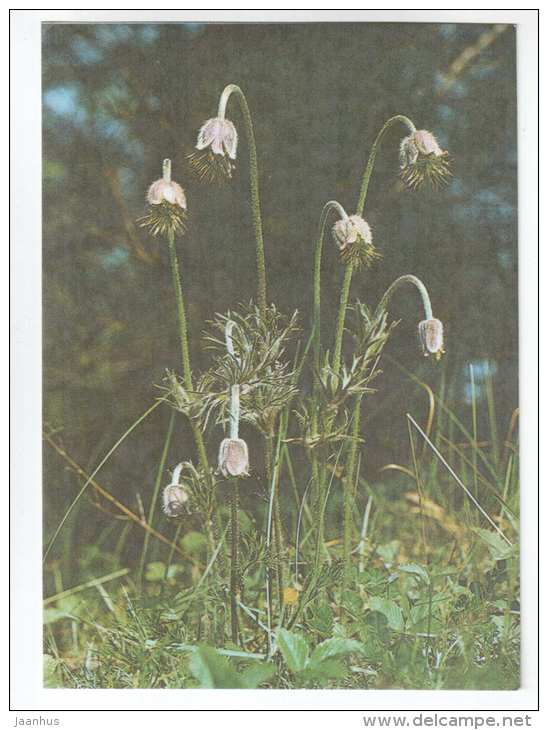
[9,7,539,717]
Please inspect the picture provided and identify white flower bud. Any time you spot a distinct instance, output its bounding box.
[146,179,187,209]
[418,318,445,360]
[162,484,190,517]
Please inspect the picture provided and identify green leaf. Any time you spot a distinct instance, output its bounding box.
[472,528,516,561]
[189,645,244,688]
[181,531,208,555]
[376,540,400,564]
[302,658,347,684]
[276,628,309,672]
[240,662,276,688]
[399,563,430,585]
[369,596,404,631]
[310,637,365,666]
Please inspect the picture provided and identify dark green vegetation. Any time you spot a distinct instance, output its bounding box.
[43,23,519,689]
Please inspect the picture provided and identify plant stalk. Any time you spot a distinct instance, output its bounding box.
[219,84,267,316]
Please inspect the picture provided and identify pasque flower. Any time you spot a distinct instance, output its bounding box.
[332,214,380,269]
[399,129,451,189]
[138,159,187,237]
[218,437,250,478]
[162,463,190,518]
[418,317,445,360]
[189,115,238,182]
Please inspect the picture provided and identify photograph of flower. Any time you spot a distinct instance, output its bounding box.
[42,21,520,690]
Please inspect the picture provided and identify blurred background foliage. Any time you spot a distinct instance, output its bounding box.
[43,22,517,587]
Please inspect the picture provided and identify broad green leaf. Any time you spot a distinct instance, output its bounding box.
[369,596,404,631]
[189,645,244,688]
[472,528,516,561]
[310,637,365,666]
[240,662,276,688]
[399,563,430,584]
[276,628,309,672]
[302,658,347,684]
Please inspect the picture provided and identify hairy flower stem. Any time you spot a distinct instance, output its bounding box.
[230,479,241,644]
[166,230,223,563]
[339,115,417,596]
[378,274,433,320]
[219,84,267,316]
[310,201,349,577]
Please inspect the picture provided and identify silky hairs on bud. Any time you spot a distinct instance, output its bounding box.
[218,438,249,478]
[418,318,445,360]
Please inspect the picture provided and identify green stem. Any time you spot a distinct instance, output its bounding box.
[342,398,362,595]
[230,479,241,644]
[166,229,220,557]
[167,230,193,391]
[377,274,433,320]
[220,84,267,316]
[312,200,349,377]
[356,114,416,216]
[332,262,354,377]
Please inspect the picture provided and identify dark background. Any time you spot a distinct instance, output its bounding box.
[42,22,517,577]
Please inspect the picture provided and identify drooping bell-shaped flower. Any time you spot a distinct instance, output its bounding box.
[418,318,445,360]
[332,215,380,268]
[162,484,190,518]
[197,117,238,159]
[189,117,238,183]
[218,437,249,478]
[399,129,451,189]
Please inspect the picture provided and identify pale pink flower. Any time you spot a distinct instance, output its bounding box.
[196,117,238,159]
[146,179,187,208]
[218,438,249,478]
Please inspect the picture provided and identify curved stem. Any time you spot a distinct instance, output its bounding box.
[312,200,349,376]
[356,115,416,216]
[219,84,267,316]
[331,116,417,377]
[378,274,433,320]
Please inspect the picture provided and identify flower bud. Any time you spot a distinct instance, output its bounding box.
[418,318,445,360]
[162,484,190,517]
[218,437,249,478]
